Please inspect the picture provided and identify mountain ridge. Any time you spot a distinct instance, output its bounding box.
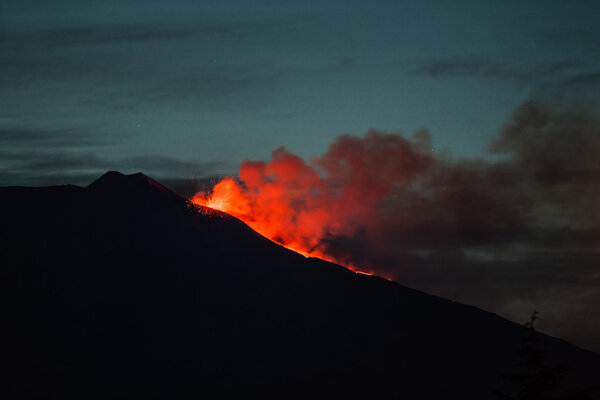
[1,172,598,399]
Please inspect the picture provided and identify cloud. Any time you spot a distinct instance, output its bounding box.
[316,101,600,270]
[413,55,599,90]
[0,126,111,148]
[0,149,224,189]
[490,101,600,229]
[194,100,600,352]
[0,16,309,49]
[0,15,354,116]
[415,56,512,79]
[0,119,229,192]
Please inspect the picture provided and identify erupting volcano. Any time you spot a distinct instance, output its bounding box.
[192,174,347,267]
[191,131,434,276]
[2,171,599,399]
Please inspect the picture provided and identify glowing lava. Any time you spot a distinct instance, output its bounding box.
[192,177,332,260]
[190,132,433,281]
[191,175,375,276]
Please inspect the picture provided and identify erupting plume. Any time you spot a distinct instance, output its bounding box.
[192,102,600,280]
[192,130,434,275]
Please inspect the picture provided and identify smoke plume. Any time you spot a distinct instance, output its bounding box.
[193,100,600,350]
[196,101,599,271]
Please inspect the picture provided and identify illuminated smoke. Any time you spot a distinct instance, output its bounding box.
[193,102,600,279]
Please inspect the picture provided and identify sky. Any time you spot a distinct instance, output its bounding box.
[1,1,600,351]
[2,0,599,186]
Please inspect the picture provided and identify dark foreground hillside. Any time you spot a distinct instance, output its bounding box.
[1,172,598,399]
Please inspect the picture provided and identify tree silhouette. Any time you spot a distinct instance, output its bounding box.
[493,311,595,400]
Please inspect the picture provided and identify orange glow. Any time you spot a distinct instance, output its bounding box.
[190,133,429,282]
[191,175,384,278]
[192,176,336,261]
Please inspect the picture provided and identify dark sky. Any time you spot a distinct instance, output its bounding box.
[2,1,600,352]
[2,0,599,185]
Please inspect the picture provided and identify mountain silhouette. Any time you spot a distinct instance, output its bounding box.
[1,172,598,399]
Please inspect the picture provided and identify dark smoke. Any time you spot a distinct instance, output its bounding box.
[198,100,600,351]
[324,101,600,268]
[319,101,600,352]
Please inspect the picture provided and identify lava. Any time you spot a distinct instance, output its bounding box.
[192,177,346,266]
[192,180,375,276]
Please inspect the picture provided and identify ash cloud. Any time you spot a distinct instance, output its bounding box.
[200,100,600,352]
[315,101,600,264]
[327,101,600,352]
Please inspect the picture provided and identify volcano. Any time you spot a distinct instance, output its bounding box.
[1,172,598,399]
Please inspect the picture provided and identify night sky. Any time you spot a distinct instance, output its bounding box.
[2,1,600,352]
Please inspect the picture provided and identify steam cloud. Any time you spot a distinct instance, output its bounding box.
[194,101,600,351]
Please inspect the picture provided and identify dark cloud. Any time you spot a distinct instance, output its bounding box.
[490,101,600,229]
[0,16,310,49]
[0,18,329,117]
[0,150,224,188]
[0,15,360,117]
[415,56,510,79]
[335,102,600,351]
[0,150,106,186]
[0,126,111,148]
[0,119,228,190]
[317,101,600,273]
[414,55,586,86]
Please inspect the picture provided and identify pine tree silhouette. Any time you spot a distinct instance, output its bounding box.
[493,311,595,400]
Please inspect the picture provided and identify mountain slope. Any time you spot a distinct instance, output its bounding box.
[1,172,598,399]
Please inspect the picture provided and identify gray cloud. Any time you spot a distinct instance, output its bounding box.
[414,55,600,106]
[0,16,310,49]
[0,149,224,188]
[328,101,600,351]
[319,101,600,264]
[0,126,112,148]
[0,15,356,117]
[414,55,586,86]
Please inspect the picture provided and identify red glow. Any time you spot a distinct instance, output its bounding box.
[192,176,352,266]
[190,134,427,280]
[193,179,376,276]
